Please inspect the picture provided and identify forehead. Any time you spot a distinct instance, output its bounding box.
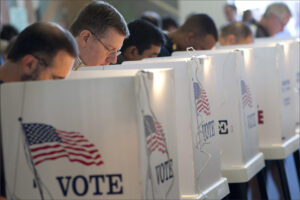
[101,27,125,42]
[241,35,253,44]
[49,50,74,77]
[141,44,161,53]
[100,27,125,47]
[201,34,216,50]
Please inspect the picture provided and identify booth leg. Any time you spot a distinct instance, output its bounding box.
[276,160,291,200]
[228,182,248,200]
[257,168,268,200]
[293,150,300,185]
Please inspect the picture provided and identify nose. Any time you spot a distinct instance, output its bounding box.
[106,53,118,64]
[280,25,284,32]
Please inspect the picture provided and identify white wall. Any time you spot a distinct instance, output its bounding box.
[178,0,228,30]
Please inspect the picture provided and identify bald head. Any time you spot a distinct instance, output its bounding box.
[220,22,253,46]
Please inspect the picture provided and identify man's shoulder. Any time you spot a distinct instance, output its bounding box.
[255,24,270,38]
[158,34,173,57]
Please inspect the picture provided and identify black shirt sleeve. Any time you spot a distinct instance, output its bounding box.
[0,132,6,197]
[0,82,6,197]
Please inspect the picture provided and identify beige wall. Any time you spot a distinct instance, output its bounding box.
[178,0,227,30]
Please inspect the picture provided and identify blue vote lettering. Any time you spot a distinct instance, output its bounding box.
[72,175,88,196]
[56,174,123,197]
[202,120,215,141]
[155,159,173,185]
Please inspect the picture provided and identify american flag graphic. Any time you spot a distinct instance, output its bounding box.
[193,82,211,116]
[241,80,253,108]
[21,123,104,166]
[144,115,167,155]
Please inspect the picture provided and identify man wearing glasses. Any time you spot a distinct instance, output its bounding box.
[70,1,129,70]
[254,3,291,38]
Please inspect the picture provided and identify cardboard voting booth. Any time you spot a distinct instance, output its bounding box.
[285,40,300,136]
[78,57,229,199]
[0,69,180,199]
[233,38,300,136]
[172,50,264,183]
[217,42,299,159]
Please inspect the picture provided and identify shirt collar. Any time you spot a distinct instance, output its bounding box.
[72,56,86,71]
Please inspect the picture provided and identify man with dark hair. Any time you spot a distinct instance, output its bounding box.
[141,11,162,28]
[0,22,78,199]
[0,22,78,82]
[253,3,291,38]
[219,22,253,46]
[117,19,165,64]
[159,13,218,57]
[242,10,256,25]
[224,4,238,23]
[0,25,5,66]
[70,1,129,70]
[162,15,179,33]
[0,24,19,41]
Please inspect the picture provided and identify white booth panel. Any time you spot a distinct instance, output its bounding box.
[218,38,299,133]
[78,57,229,199]
[285,40,300,136]
[0,69,180,199]
[172,49,264,183]
[217,42,299,159]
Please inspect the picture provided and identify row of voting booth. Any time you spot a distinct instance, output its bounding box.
[1,38,299,199]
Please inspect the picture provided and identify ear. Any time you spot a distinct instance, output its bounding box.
[226,34,236,45]
[78,30,93,48]
[20,55,39,75]
[185,31,195,44]
[124,46,139,60]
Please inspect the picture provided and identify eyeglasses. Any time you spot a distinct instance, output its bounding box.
[272,14,285,30]
[90,31,121,57]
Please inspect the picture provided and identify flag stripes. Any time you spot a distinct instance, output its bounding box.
[146,121,167,154]
[193,82,211,116]
[196,88,211,116]
[22,123,103,166]
[241,80,253,108]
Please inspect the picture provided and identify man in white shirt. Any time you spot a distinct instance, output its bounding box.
[70,1,129,70]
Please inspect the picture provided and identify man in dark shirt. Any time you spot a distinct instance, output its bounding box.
[117,19,165,64]
[0,22,78,199]
[159,13,218,57]
[254,3,291,38]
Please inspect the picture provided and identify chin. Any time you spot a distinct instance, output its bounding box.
[100,62,108,66]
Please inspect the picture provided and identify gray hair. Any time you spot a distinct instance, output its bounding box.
[70,1,129,38]
[264,3,291,21]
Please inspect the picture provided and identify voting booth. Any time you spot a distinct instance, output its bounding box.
[172,50,264,183]
[77,57,229,199]
[217,42,299,160]
[0,69,180,199]
[244,38,300,136]
[285,40,300,136]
